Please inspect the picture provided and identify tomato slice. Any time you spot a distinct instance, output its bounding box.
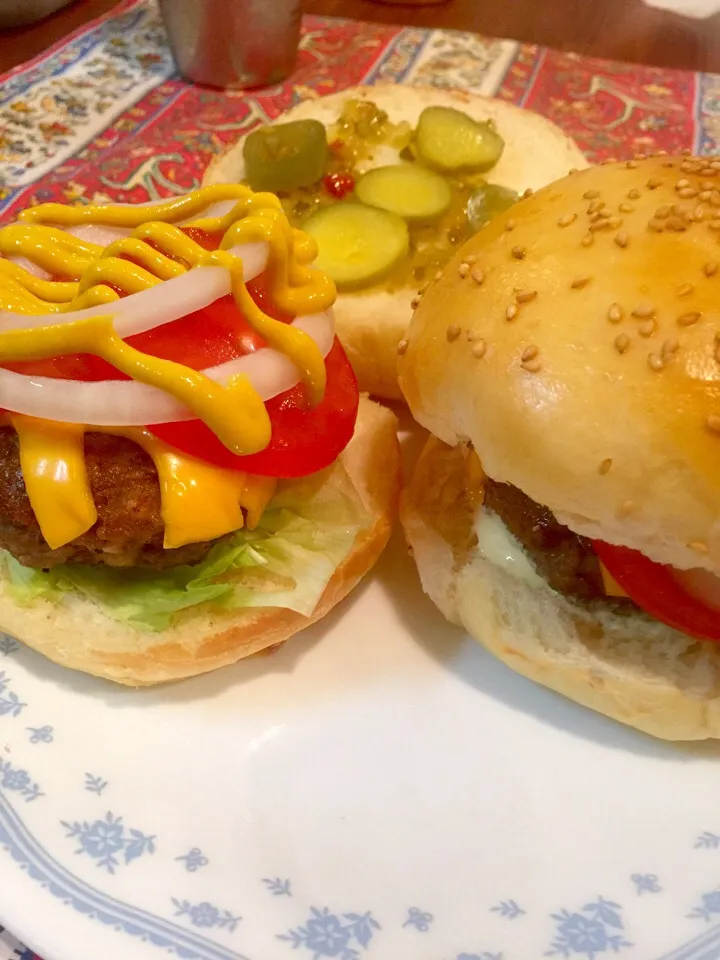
[149,339,358,478]
[4,271,358,479]
[592,540,720,642]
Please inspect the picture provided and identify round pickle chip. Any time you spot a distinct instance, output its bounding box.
[415,106,505,174]
[355,164,452,224]
[302,202,409,290]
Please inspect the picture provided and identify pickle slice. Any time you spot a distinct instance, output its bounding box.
[356,164,451,223]
[467,183,518,232]
[302,202,409,290]
[243,119,328,193]
[416,107,505,174]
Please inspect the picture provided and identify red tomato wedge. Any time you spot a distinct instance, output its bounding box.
[3,272,359,479]
[592,540,720,642]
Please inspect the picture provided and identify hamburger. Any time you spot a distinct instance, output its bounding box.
[204,84,587,399]
[0,184,400,685]
[399,154,720,741]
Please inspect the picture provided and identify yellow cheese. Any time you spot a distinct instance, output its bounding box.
[600,561,629,598]
[9,415,276,550]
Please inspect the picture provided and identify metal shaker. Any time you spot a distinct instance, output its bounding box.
[159,0,301,89]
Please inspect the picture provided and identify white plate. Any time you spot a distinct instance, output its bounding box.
[3,520,720,960]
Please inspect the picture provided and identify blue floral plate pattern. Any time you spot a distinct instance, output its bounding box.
[2,531,720,960]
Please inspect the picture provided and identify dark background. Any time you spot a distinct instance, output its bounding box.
[0,0,716,74]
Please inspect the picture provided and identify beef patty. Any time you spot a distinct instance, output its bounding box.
[0,428,220,569]
[483,478,631,605]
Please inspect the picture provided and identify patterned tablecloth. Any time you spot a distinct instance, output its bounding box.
[0,0,717,955]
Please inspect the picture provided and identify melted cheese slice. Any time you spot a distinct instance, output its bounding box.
[10,415,276,551]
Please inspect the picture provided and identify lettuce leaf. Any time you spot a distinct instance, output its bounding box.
[2,461,368,632]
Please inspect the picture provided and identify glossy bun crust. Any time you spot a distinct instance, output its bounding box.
[399,156,720,575]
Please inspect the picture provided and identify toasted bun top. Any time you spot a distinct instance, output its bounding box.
[399,155,720,574]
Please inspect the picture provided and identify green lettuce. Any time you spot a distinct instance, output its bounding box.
[2,462,368,632]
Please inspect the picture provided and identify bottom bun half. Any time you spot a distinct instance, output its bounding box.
[402,436,720,741]
[0,397,400,686]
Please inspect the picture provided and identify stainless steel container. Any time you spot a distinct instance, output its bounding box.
[159,0,301,89]
[0,0,74,29]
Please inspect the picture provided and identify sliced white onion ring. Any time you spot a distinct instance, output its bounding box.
[6,256,51,280]
[0,242,269,337]
[0,310,334,426]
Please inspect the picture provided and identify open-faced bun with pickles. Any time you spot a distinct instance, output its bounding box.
[203,84,587,399]
[399,154,720,741]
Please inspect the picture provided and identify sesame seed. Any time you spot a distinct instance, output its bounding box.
[614,231,629,248]
[701,180,716,191]
[471,267,485,285]
[689,540,709,554]
[580,234,594,247]
[472,339,487,359]
[521,345,539,362]
[607,303,624,323]
[410,296,421,309]
[711,192,720,207]
[434,270,443,281]
[447,324,461,342]
[618,202,635,214]
[677,284,694,297]
[678,187,699,199]
[458,263,470,279]
[678,310,701,326]
[599,458,613,475]
[666,216,688,232]
[516,289,538,304]
[589,219,614,232]
[511,246,526,260]
[505,219,517,232]
[676,178,691,190]
[626,160,638,169]
[647,218,665,233]
[709,219,720,231]
[521,358,542,373]
[506,304,518,321]
[639,319,656,337]
[701,167,717,177]
[614,333,631,354]
[583,189,600,199]
[628,189,641,200]
[522,188,533,199]
[647,178,663,190]
[571,276,591,289]
[694,204,708,221]
[700,190,714,202]
[568,167,579,175]
[557,212,577,227]
[632,303,655,319]
[655,205,671,219]
[708,415,720,434]
[662,337,679,356]
[588,201,605,215]
[463,254,478,265]
[397,339,408,356]
[705,261,719,277]
[636,152,648,160]
[617,500,636,517]
[606,217,623,229]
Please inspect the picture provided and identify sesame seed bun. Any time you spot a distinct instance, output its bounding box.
[399,155,720,576]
